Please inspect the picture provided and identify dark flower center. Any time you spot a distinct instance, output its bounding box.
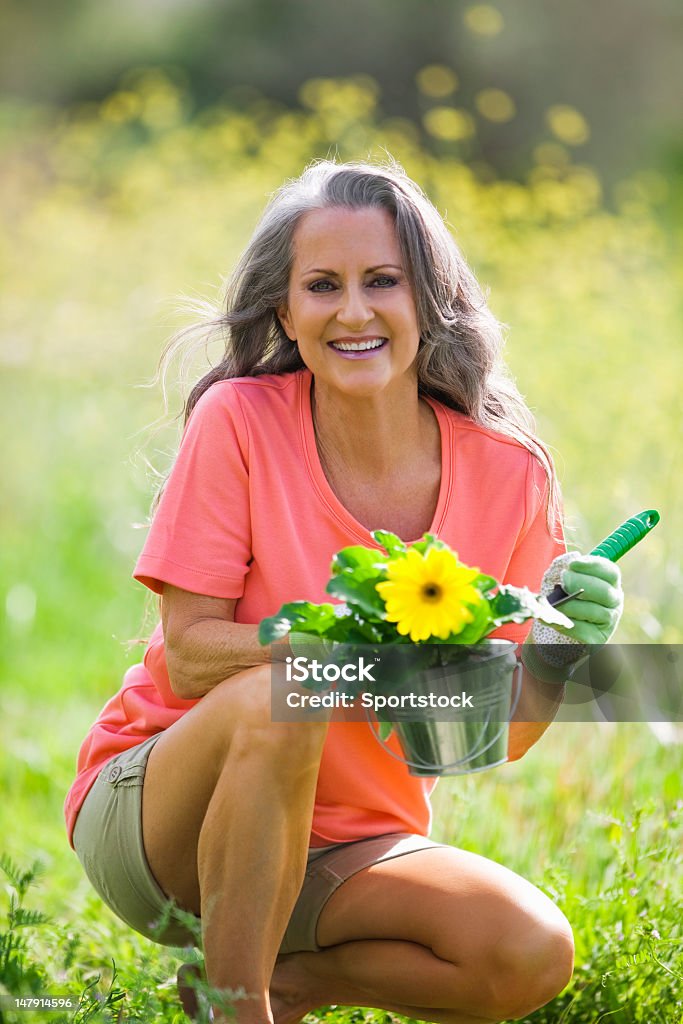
[421,583,442,601]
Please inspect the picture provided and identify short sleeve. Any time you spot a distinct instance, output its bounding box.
[492,452,566,644]
[133,382,252,599]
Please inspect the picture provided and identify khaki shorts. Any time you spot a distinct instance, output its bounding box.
[72,733,449,952]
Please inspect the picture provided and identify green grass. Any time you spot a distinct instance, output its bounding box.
[1,698,681,1022]
[1,70,682,1022]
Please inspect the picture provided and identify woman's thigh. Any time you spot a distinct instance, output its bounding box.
[139,663,328,917]
[315,845,572,965]
[140,664,271,914]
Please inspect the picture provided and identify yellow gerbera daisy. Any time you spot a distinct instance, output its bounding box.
[376,547,483,642]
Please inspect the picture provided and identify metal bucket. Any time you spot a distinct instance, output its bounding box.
[366,640,521,776]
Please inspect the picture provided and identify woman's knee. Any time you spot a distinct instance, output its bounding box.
[208,664,329,770]
[483,909,574,1019]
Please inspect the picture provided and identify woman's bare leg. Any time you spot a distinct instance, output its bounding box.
[269,948,500,1024]
[181,949,499,1024]
[141,666,571,1024]
[140,664,330,1024]
[180,844,574,1024]
[266,846,574,1024]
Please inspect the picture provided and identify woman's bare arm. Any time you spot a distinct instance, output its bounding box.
[507,668,565,762]
[161,583,272,699]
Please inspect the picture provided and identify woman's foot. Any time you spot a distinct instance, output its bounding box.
[177,963,203,1020]
[177,956,316,1024]
[270,952,323,1024]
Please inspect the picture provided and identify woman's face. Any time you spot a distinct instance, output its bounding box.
[277,206,421,399]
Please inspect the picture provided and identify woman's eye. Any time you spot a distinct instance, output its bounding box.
[309,280,335,292]
[372,275,397,287]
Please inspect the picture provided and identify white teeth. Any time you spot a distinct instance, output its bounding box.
[331,338,387,352]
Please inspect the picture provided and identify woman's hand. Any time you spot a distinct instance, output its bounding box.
[522,552,623,683]
[545,553,623,646]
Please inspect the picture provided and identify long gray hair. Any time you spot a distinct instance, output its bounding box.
[157,156,562,533]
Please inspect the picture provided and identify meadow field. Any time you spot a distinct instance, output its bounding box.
[1,72,681,1022]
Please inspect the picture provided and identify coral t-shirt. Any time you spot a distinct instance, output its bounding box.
[64,368,565,849]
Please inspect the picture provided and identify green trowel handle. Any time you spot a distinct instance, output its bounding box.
[590,510,660,562]
[546,510,660,607]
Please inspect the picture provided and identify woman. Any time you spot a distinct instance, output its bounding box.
[65,158,622,1024]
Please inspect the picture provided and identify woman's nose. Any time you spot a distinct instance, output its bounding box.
[336,284,373,328]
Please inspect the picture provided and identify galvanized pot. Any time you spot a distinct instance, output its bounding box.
[367,639,521,776]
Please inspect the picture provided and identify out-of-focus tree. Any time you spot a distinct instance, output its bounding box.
[1,0,681,184]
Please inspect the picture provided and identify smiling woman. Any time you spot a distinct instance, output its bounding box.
[63,157,624,1024]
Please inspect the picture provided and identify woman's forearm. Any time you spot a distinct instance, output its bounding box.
[166,619,272,699]
[507,667,565,762]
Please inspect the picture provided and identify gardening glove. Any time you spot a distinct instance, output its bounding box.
[522,552,623,683]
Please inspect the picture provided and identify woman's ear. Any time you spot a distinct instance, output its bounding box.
[276,304,296,341]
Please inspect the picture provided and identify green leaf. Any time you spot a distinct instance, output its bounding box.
[473,573,498,597]
[371,530,408,557]
[378,719,395,741]
[0,854,44,899]
[337,625,381,644]
[489,585,573,629]
[330,615,385,643]
[448,599,495,645]
[330,545,387,580]
[489,587,527,623]
[326,575,387,618]
[258,601,337,643]
[11,907,50,927]
[410,531,449,555]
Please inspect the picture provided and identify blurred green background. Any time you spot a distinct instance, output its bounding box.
[0,3,681,1018]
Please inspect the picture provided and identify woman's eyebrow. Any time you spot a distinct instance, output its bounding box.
[301,264,404,276]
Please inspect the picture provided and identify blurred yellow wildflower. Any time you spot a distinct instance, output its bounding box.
[475,88,516,123]
[100,91,142,124]
[416,65,459,98]
[377,548,483,642]
[533,142,571,168]
[298,76,379,119]
[464,4,504,36]
[423,107,475,141]
[546,105,590,146]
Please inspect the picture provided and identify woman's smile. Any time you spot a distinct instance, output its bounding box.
[327,336,389,358]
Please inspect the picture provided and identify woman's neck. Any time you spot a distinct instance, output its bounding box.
[310,376,433,481]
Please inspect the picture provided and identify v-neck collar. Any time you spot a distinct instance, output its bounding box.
[298,368,454,547]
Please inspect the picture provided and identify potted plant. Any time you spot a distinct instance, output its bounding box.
[258,531,572,776]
